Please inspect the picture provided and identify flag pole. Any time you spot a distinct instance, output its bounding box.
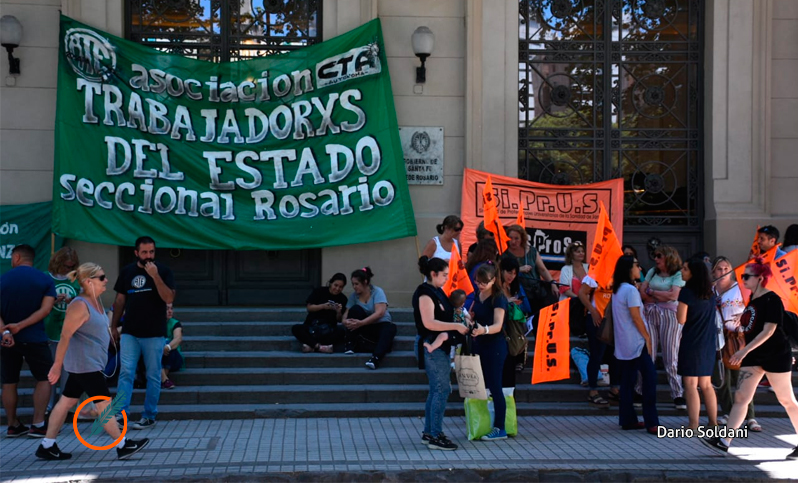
[414,235,421,259]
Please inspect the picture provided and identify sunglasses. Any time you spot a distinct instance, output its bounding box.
[91,274,107,281]
[654,253,664,259]
[454,226,463,232]
[741,274,757,281]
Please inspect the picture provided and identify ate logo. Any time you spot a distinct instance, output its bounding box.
[131,275,147,289]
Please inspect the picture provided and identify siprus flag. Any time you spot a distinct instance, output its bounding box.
[482,175,510,254]
[444,242,473,297]
[531,300,570,384]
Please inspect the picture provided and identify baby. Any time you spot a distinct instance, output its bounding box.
[423,290,471,353]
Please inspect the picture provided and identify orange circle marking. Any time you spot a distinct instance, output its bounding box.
[73,396,127,451]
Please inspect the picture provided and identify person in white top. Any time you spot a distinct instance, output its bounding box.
[711,256,760,431]
[422,215,463,262]
[559,241,589,302]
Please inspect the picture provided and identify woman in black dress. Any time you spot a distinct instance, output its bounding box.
[701,258,798,460]
[292,273,348,353]
[676,258,718,430]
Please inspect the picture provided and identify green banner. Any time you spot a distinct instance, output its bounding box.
[53,16,416,250]
[0,202,63,274]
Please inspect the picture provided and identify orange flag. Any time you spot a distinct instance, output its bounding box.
[531,300,571,384]
[482,175,510,253]
[734,247,797,313]
[748,226,761,260]
[443,243,473,297]
[586,202,624,316]
[515,206,526,229]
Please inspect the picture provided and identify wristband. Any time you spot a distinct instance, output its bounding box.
[165,344,171,352]
[2,330,10,336]
[484,325,489,335]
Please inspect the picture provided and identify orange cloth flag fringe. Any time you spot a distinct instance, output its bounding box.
[482,175,510,254]
[515,206,526,229]
[531,300,571,384]
[748,226,761,260]
[443,243,473,297]
[734,247,798,314]
[586,202,624,316]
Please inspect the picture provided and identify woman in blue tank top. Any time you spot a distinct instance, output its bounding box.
[34,263,150,462]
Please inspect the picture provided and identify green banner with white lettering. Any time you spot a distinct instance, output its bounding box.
[53,16,416,250]
[0,202,63,274]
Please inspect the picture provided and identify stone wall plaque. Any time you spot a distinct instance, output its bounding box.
[400,126,444,185]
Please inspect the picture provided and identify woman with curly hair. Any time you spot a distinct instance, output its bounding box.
[639,246,686,409]
[503,224,558,314]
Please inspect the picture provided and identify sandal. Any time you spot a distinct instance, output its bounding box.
[746,419,762,432]
[588,393,609,405]
[607,391,620,402]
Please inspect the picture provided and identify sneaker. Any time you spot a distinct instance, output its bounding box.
[365,356,379,370]
[7,422,30,438]
[29,423,47,438]
[633,393,643,408]
[35,442,72,460]
[700,436,729,455]
[758,379,771,388]
[420,432,434,445]
[344,343,355,355]
[674,397,687,410]
[427,434,458,451]
[480,427,508,441]
[580,380,588,387]
[318,344,334,353]
[787,446,798,460]
[301,344,314,353]
[117,438,150,460]
[717,414,729,425]
[161,379,176,389]
[116,414,125,430]
[130,418,156,430]
[646,426,659,435]
[621,421,645,430]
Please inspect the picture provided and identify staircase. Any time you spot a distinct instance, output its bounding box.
[10,307,794,420]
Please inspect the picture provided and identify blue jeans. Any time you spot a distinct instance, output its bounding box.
[619,346,659,428]
[472,334,508,430]
[118,334,164,420]
[423,346,451,437]
[585,312,607,390]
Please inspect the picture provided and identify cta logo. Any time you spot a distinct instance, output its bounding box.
[74,392,128,451]
[316,43,381,88]
[64,28,116,82]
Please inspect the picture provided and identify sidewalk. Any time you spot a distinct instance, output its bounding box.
[1,415,797,482]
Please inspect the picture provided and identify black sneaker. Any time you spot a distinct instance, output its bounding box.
[116,415,125,430]
[421,432,434,445]
[344,343,355,355]
[365,356,379,370]
[117,438,150,460]
[633,393,643,408]
[427,434,457,451]
[7,422,29,438]
[35,442,72,460]
[130,418,156,430]
[700,436,729,455]
[674,397,687,410]
[787,446,798,460]
[29,422,47,438]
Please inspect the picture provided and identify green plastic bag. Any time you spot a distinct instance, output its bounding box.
[464,391,518,440]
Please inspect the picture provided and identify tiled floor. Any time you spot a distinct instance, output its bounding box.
[1,415,797,481]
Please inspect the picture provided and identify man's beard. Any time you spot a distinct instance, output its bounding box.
[137,256,154,265]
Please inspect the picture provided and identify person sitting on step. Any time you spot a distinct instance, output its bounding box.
[292,273,348,353]
[161,305,183,389]
[342,267,397,370]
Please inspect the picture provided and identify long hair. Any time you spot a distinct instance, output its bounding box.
[466,238,499,273]
[564,241,585,264]
[48,247,80,275]
[711,256,736,284]
[476,263,503,300]
[654,246,682,275]
[683,258,713,300]
[505,224,528,248]
[612,256,637,294]
[499,255,521,296]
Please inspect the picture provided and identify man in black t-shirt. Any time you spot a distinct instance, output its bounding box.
[111,237,175,430]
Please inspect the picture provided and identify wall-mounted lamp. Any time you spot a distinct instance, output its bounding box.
[1,15,22,75]
[412,26,434,84]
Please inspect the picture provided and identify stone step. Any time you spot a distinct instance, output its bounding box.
[12,383,786,408]
[188,321,420,337]
[5,400,791,422]
[175,307,416,323]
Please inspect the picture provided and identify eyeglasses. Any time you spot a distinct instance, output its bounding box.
[654,253,664,259]
[91,274,107,281]
[741,274,756,281]
[454,226,463,232]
